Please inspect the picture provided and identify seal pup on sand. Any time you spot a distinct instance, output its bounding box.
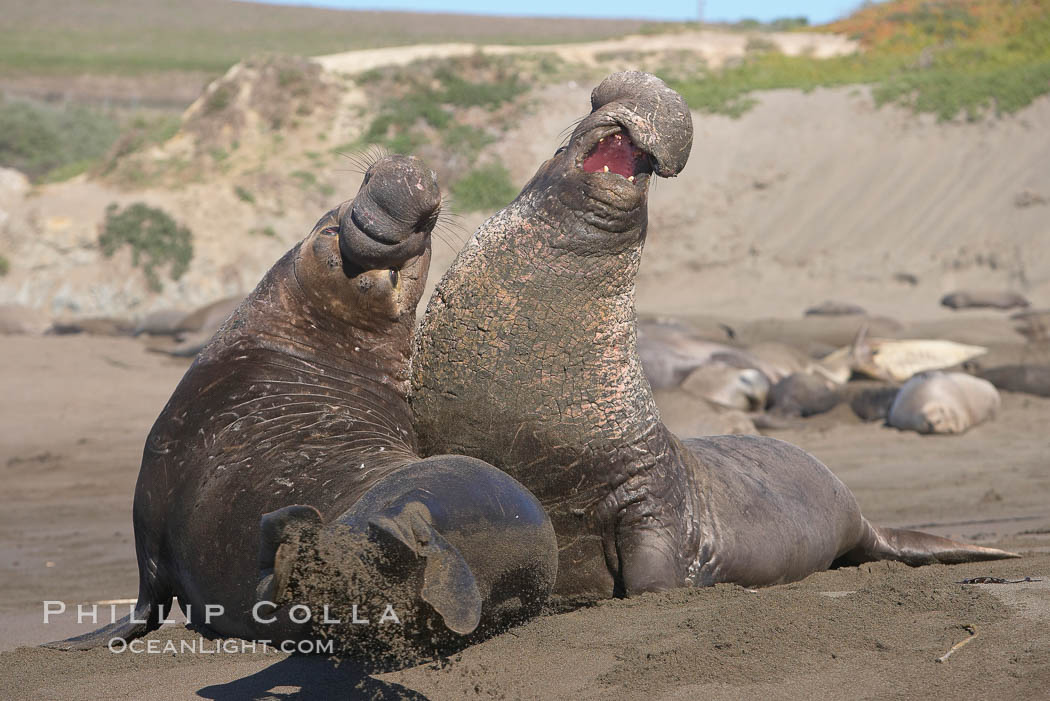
[46,155,557,653]
[888,371,1001,434]
[412,72,1017,596]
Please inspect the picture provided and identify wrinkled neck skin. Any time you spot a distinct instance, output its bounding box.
[198,208,428,481]
[413,172,701,594]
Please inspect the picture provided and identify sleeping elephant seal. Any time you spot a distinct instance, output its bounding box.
[941,290,1030,310]
[46,155,557,656]
[412,71,1017,597]
[976,364,1050,398]
[888,371,1001,434]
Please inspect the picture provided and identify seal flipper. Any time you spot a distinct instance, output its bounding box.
[838,519,1020,567]
[368,502,483,635]
[42,538,173,650]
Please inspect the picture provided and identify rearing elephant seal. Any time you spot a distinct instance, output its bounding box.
[47,155,557,655]
[412,72,1016,597]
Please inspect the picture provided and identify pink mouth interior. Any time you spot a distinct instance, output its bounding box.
[582,132,647,178]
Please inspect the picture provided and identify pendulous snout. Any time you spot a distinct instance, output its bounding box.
[578,71,693,178]
[338,154,441,270]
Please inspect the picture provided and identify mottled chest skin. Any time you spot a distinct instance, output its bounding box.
[412,72,700,595]
[413,73,1019,598]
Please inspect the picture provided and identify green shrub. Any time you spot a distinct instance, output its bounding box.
[0,255,9,276]
[204,84,234,114]
[234,185,256,204]
[357,57,527,153]
[98,202,193,292]
[0,99,121,181]
[451,162,518,212]
[665,1,1050,121]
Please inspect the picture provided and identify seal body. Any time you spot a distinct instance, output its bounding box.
[977,364,1050,398]
[889,371,1001,434]
[48,156,556,651]
[941,290,1030,310]
[412,72,1017,597]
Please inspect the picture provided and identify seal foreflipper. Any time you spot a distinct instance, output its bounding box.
[838,520,1019,567]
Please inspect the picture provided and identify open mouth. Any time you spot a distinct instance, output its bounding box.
[580,130,652,182]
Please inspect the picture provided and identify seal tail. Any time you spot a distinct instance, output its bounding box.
[839,520,1019,566]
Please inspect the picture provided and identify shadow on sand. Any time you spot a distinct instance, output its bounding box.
[196,654,429,701]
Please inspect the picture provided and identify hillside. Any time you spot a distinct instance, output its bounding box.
[0,0,1048,325]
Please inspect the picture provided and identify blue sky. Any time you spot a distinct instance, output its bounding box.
[248,1,868,25]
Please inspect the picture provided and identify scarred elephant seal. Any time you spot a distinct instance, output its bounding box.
[46,155,557,655]
[411,72,1016,597]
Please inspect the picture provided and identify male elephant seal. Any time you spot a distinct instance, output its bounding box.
[47,155,557,654]
[888,371,1001,434]
[411,72,1016,597]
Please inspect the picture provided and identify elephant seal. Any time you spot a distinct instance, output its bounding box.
[679,362,770,411]
[411,71,1017,597]
[767,372,842,417]
[849,385,901,422]
[47,155,557,655]
[888,371,1000,434]
[821,325,988,384]
[804,301,866,317]
[975,364,1050,398]
[941,290,1030,310]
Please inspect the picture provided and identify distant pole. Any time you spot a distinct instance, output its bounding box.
[697,0,704,24]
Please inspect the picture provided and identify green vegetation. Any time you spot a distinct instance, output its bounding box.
[234,186,255,204]
[0,99,179,183]
[0,0,642,77]
[662,0,1050,121]
[0,255,9,277]
[356,57,528,155]
[98,202,193,292]
[251,226,277,238]
[0,99,121,181]
[451,162,518,212]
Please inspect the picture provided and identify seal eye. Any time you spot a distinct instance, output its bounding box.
[389,268,399,287]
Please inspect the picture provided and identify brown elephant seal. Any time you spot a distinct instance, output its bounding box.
[804,301,866,317]
[888,371,1000,434]
[975,364,1050,398]
[46,155,557,656]
[767,372,842,417]
[941,290,1031,310]
[849,385,901,422]
[411,71,1017,597]
[48,316,135,336]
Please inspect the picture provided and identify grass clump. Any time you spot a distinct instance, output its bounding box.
[234,185,255,204]
[0,98,121,181]
[355,54,530,155]
[664,0,1050,121]
[0,255,9,276]
[98,202,193,292]
[450,162,518,212]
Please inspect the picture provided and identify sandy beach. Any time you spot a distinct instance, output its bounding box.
[1,327,1047,699]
